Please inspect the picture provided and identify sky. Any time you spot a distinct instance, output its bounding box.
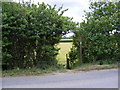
[13,0,90,23]
[38,0,90,23]
[13,0,91,37]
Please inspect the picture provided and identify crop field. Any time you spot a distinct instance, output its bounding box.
[57,42,72,64]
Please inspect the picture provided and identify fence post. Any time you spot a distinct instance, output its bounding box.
[66,54,71,69]
[79,37,83,64]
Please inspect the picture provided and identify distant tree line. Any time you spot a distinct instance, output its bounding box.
[2,2,76,70]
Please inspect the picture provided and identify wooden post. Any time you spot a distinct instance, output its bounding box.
[80,37,83,64]
[66,54,70,69]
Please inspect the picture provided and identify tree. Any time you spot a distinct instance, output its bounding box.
[2,2,76,70]
[69,1,120,65]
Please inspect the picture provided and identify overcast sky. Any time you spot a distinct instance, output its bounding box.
[39,0,90,23]
[14,0,90,23]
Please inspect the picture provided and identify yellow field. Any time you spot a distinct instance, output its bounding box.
[57,42,72,64]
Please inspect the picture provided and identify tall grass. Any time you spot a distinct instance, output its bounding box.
[57,42,72,64]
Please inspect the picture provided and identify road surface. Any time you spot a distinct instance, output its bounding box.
[2,69,118,88]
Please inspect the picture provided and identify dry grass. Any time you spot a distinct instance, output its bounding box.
[74,64,118,71]
[2,63,117,77]
[50,64,118,75]
[57,42,72,64]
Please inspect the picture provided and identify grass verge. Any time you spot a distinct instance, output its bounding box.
[2,63,118,77]
[2,66,65,77]
[73,63,118,71]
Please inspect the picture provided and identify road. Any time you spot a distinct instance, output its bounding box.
[2,69,118,88]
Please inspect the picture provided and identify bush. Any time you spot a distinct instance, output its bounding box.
[69,1,120,66]
[2,2,76,70]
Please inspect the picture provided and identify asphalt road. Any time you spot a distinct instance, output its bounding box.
[2,69,118,88]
